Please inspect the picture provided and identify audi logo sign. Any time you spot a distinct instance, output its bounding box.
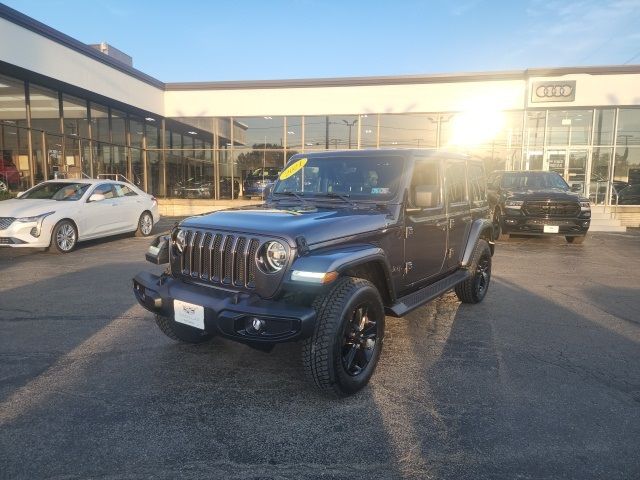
[531,80,576,103]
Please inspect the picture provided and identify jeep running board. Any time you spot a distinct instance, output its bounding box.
[385,270,470,317]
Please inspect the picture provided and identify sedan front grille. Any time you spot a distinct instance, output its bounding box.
[179,229,260,289]
[523,201,580,217]
[0,217,15,230]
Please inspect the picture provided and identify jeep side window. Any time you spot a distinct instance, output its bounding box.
[409,162,440,209]
[468,164,487,207]
[445,163,467,204]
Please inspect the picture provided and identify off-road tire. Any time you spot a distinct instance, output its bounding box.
[455,239,492,304]
[302,277,385,397]
[135,211,154,237]
[566,235,586,244]
[50,220,77,253]
[154,314,213,344]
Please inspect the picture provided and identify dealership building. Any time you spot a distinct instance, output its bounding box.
[0,4,639,226]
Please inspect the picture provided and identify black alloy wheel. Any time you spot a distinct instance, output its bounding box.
[303,277,385,397]
[341,304,380,377]
[455,239,492,304]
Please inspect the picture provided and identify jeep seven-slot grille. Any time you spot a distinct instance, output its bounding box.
[179,229,260,289]
[0,217,15,230]
[523,201,580,217]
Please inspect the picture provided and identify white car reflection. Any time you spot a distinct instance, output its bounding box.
[0,179,160,253]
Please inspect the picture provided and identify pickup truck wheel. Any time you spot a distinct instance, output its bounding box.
[455,239,492,304]
[154,314,213,344]
[566,235,586,244]
[302,277,385,397]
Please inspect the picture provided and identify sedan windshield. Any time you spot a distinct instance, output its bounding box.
[273,155,404,200]
[501,172,569,191]
[20,182,91,201]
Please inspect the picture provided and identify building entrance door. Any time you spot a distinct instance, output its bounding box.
[543,149,589,195]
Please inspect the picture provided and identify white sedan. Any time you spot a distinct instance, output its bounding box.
[0,179,160,253]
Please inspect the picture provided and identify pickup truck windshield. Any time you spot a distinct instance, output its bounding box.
[273,155,403,200]
[501,172,569,191]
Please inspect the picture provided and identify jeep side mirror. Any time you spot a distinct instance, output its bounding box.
[88,193,106,202]
[414,185,439,209]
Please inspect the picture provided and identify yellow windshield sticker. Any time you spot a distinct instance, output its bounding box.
[279,158,307,180]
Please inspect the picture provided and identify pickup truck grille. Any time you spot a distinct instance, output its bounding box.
[0,217,15,230]
[179,229,260,289]
[523,201,579,217]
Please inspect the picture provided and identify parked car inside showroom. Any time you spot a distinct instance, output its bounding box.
[243,167,280,198]
[0,179,159,252]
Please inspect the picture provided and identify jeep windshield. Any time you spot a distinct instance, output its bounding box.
[272,155,403,201]
[501,172,569,191]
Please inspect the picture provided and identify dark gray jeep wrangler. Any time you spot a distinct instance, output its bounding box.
[133,149,495,396]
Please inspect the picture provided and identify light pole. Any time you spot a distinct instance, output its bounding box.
[343,119,358,149]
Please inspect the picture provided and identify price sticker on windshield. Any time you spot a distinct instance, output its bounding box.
[279,158,307,180]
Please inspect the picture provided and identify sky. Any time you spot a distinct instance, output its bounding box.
[4,0,640,82]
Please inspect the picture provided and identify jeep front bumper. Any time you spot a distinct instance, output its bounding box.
[133,272,316,344]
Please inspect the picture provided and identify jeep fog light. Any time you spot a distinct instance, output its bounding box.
[291,270,338,284]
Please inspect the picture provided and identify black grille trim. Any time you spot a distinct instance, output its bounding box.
[177,229,262,290]
[523,201,580,217]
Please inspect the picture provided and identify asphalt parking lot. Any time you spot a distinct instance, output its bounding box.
[0,224,639,480]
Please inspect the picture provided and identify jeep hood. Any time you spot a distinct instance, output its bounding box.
[180,204,397,247]
[504,189,586,202]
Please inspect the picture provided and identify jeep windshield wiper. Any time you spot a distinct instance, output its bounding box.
[315,192,358,208]
[273,190,308,204]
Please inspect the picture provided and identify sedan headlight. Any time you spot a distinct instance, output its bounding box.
[259,241,287,273]
[16,211,55,223]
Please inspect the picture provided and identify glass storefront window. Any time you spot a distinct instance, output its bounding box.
[524,111,546,148]
[286,117,302,150]
[0,125,29,190]
[30,84,60,134]
[359,114,377,148]
[131,147,143,188]
[593,108,615,146]
[234,148,284,197]
[90,103,109,143]
[304,115,359,150]
[111,110,127,146]
[62,94,89,138]
[590,147,613,204]
[147,150,162,196]
[616,108,640,146]
[0,74,27,125]
[613,146,640,204]
[547,110,592,146]
[234,117,283,148]
[130,116,144,149]
[379,113,438,148]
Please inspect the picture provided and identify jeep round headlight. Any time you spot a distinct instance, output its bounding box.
[174,229,186,253]
[260,241,287,272]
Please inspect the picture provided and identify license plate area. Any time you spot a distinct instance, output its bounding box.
[543,225,559,233]
[174,299,205,329]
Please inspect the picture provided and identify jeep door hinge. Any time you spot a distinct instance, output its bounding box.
[405,226,414,238]
[404,262,413,275]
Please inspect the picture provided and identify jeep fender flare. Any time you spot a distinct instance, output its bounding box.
[461,219,495,268]
[289,244,396,302]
